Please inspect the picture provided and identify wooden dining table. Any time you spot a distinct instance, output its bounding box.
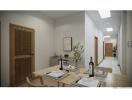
[33,65,111,87]
[33,65,66,86]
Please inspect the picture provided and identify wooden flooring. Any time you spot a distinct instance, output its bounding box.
[105,74,130,87]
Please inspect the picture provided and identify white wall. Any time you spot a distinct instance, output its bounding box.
[85,12,104,68]
[117,25,121,67]
[118,12,127,74]
[118,11,132,85]
[126,11,132,86]
[54,12,85,65]
[104,38,117,47]
[0,12,55,86]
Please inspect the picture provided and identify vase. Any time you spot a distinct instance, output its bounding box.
[74,59,79,69]
[74,59,80,74]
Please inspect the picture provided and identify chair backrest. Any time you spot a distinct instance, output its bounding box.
[26,77,43,87]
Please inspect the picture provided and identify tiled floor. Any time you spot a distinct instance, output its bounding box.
[99,57,130,87]
[99,57,121,74]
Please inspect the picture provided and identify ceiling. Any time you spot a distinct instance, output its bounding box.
[41,10,121,38]
[41,11,82,19]
[87,11,121,38]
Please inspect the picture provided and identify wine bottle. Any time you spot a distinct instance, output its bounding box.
[59,58,63,70]
[89,57,94,77]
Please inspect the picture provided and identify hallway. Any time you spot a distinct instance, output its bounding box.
[99,57,121,74]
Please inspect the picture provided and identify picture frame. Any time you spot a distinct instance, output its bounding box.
[63,37,72,51]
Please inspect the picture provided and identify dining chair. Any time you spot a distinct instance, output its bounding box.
[26,76,49,87]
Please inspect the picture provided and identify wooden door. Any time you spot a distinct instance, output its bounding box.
[94,37,98,67]
[10,24,35,86]
[105,43,113,57]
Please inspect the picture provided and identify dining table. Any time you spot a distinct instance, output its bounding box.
[33,65,112,87]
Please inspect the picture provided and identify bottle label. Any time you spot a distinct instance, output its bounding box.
[59,61,61,67]
[89,65,92,75]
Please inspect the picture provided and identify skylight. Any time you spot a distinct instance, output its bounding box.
[98,10,111,19]
[106,27,113,32]
[104,35,111,38]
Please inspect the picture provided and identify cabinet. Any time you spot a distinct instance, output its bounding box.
[50,56,78,67]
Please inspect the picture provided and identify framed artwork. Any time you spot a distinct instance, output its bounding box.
[63,37,72,51]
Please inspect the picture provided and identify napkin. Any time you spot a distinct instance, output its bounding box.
[77,77,100,87]
[47,70,65,78]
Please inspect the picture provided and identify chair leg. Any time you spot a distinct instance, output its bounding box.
[40,77,44,85]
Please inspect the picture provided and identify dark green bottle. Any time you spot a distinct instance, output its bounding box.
[89,57,94,77]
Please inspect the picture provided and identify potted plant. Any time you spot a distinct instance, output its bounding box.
[72,42,84,68]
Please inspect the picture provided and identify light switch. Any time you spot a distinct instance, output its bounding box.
[128,41,132,47]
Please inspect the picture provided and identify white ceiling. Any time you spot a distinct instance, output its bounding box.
[41,10,121,38]
[41,11,82,19]
[87,11,121,38]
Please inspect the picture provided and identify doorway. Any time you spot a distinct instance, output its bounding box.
[10,24,35,86]
[94,36,98,67]
[105,43,113,57]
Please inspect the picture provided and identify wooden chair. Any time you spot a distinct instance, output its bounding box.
[26,77,49,87]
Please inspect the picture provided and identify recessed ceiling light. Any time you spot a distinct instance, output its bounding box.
[106,28,113,32]
[104,35,111,38]
[98,10,111,19]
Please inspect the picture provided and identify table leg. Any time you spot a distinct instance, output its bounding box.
[40,76,44,85]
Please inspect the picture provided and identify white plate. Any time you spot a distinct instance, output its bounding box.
[47,70,65,78]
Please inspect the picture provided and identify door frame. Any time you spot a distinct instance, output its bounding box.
[103,41,105,59]
[9,23,35,86]
[94,36,98,67]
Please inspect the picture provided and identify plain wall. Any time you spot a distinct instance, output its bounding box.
[85,12,104,68]
[117,24,121,68]
[104,38,117,47]
[54,12,85,65]
[0,11,55,86]
[118,11,127,74]
[126,11,132,86]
